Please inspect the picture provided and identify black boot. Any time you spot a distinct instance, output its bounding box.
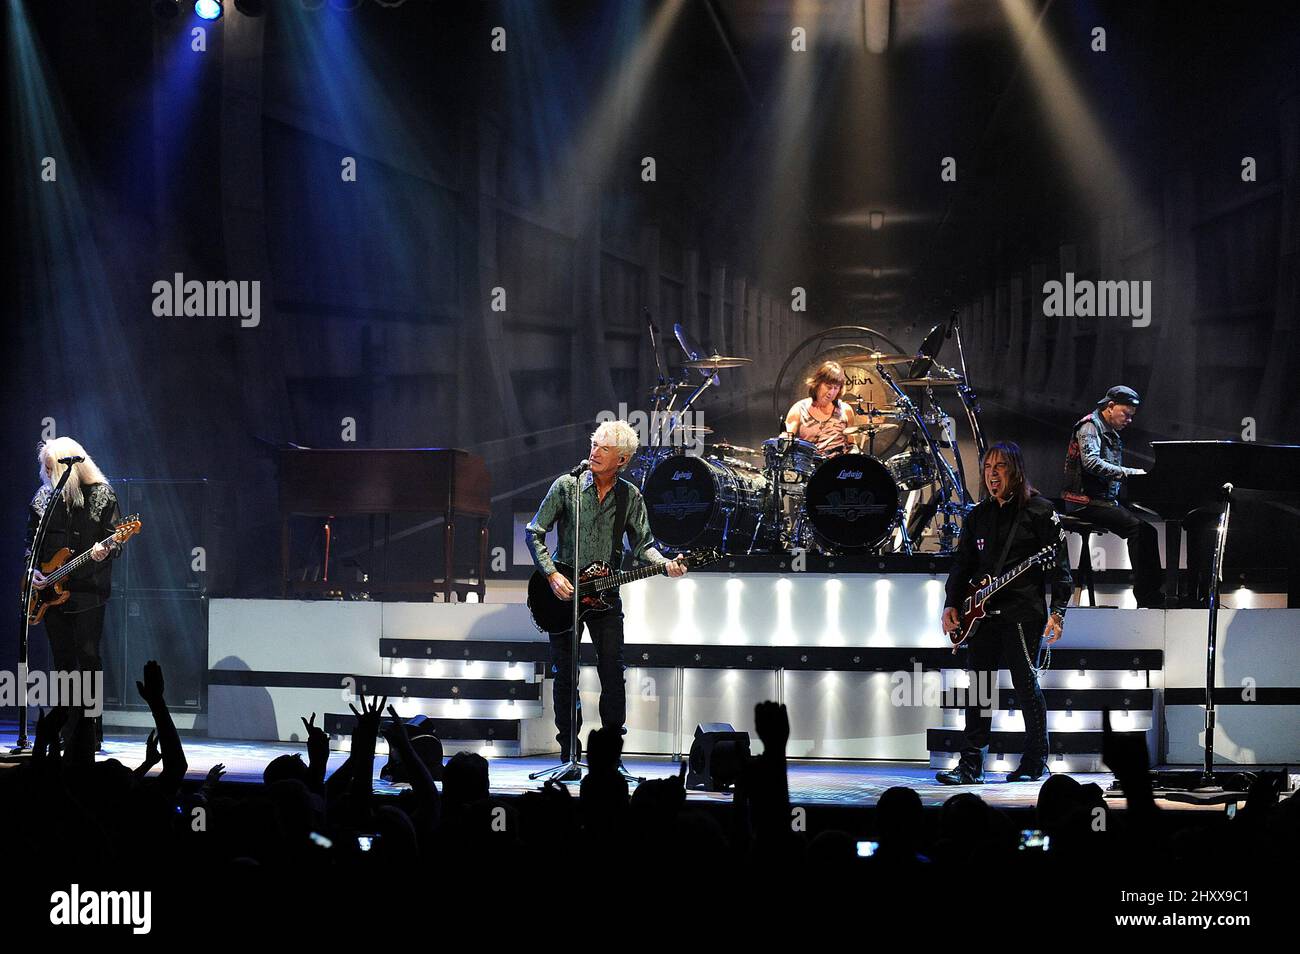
[1005,759,1049,782]
[936,759,984,785]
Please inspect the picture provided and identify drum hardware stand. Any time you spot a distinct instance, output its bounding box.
[876,362,968,552]
[948,311,987,460]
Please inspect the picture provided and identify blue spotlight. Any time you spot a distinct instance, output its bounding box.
[194,0,223,20]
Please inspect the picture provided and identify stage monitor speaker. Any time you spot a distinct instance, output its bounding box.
[102,593,207,712]
[115,478,210,595]
[686,722,751,791]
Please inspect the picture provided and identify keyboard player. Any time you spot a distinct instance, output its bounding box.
[1061,386,1166,608]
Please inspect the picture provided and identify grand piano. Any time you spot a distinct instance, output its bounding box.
[277,447,491,601]
[1127,440,1300,606]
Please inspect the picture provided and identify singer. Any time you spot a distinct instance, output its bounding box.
[524,420,687,776]
[24,437,123,752]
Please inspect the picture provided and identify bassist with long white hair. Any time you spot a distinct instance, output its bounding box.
[24,437,123,750]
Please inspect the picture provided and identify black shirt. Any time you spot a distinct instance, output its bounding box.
[25,483,124,612]
[944,493,1072,623]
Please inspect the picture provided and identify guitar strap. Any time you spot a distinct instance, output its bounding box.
[991,504,1029,579]
[610,479,630,570]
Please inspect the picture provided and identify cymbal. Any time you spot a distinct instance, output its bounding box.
[864,351,914,365]
[712,442,760,455]
[898,375,960,386]
[684,355,752,370]
[675,424,714,435]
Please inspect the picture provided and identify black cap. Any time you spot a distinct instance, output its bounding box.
[1097,385,1140,408]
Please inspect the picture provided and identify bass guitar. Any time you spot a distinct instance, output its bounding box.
[26,514,143,625]
[947,544,1058,649]
[527,548,721,634]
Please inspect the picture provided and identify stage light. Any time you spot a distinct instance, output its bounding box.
[152,0,180,18]
[194,0,223,21]
[869,211,884,230]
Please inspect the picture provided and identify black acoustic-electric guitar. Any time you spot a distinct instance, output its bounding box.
[527,548,721,635]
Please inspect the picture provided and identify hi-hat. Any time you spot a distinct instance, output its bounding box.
[898,375,961,386]
[684,355,752,370]
[712,442,760,455]
[648,381,700,397]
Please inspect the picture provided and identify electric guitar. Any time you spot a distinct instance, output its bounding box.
[527,548,722,634]
[26,514,143,625]
[947,544,1058,649]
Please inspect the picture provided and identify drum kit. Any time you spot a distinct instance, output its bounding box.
[630,316,987,557]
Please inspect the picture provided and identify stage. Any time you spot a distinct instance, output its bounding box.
[2,726,1272,815]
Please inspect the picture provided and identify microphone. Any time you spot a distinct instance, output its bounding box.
[58,456,85,465]
[569,460,591,478]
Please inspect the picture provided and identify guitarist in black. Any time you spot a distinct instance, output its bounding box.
[24,438,123,751]
[938,441,1072,785]
[525,421,687,776]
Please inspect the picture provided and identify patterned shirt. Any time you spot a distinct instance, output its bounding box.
[525,472,667,579]
[788,398,850,455]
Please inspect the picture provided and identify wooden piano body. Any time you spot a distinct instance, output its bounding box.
[277,447,491,601]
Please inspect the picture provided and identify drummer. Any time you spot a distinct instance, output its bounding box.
[783,360,856,456]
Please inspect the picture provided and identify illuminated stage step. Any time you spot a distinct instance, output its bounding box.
[380,638,1164,673]
[938,688,1156,710]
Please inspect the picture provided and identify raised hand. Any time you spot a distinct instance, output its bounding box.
[203,763,226,791]
[301,712,329,766]
[136,659,165,705]
[347,693,388,745]
[383,705,412,750]
[1101,709,1150,779]
[754,701,790,754]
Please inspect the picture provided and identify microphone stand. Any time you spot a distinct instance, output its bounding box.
[14,465,77,752]
[530,463,589,783]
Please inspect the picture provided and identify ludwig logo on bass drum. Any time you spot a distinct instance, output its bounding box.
[672,471,694,480]
[837,470,863,480]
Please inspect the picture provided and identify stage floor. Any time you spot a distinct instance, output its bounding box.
[0,727,1258,812]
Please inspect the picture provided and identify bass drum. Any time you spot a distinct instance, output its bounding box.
[802,453,900,551]
[643,454,767,554]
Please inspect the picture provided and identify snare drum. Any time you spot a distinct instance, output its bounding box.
[801,453,899,551]
[762,437,819,483]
